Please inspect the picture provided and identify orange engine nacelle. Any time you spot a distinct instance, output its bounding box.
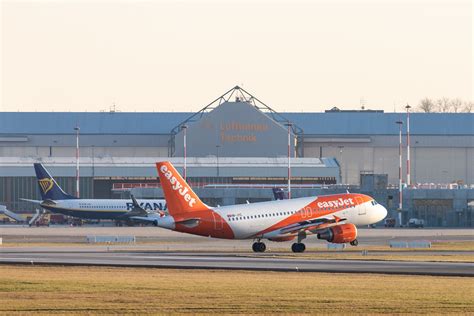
[268,236,297,242]
[317,223,357,244]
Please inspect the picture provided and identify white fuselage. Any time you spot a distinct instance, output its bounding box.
[214,197,385,239]
[41,199,167,220]
[156,194,387,240]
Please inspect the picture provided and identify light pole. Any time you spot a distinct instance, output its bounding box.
[181,124,188,180]
[396,120,403,226]
[74,126,80,198]
[216,145,220,178]
[285,122,292,199]
[338,146,344,184]
[405,104,411,186]
[91,145,95,198]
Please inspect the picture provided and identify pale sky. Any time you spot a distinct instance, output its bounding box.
[1,0,472,113]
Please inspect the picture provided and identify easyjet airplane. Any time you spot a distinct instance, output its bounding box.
[134,161,387,253]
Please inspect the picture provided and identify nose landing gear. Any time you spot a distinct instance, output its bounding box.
[350,239,359,246]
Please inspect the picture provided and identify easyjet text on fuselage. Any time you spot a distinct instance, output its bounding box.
[317,198,354,209]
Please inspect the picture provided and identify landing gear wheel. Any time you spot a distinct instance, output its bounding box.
[350,239,359,246]
[291,243,306,253]
[252,242,266,253]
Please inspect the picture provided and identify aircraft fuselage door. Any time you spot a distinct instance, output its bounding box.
[355,196,366,215]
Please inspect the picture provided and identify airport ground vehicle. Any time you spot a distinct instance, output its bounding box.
[34,213,50,227]
[50,214,67,225]
[134,162,387,253]
[384,218,396,227]
[21,163,166,221]
[408,218,425,228]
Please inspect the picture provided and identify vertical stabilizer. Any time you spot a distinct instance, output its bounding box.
[34,163,77,200]
[156,162,208,215]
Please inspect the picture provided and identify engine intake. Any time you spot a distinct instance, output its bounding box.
[317,223,357,244]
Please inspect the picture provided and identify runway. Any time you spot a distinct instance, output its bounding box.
[2,226,473,248]
[1,227,472,276]
[0,250,472,276]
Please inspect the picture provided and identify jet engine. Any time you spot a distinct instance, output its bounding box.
[317,223,357,244]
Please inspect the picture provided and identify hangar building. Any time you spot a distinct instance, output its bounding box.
[0,87,473,226]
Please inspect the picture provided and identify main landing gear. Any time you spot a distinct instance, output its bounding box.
[291,231,307,253]
[350,239,359,246]
[291,242,305,253]
[252,241,266,253]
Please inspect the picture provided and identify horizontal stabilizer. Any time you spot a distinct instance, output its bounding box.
[20,198,43,204]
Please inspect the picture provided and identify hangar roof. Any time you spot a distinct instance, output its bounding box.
[0,111,472,136]
[286,112,474,136]
[0,112,189,135]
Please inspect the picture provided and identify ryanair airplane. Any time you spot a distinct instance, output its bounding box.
[21,163,167,220]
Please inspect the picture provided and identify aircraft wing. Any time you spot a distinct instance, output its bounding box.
[279,215,347,235]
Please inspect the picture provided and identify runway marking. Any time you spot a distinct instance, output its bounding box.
[2,249,473,277]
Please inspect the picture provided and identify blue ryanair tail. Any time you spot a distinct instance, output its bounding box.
[21,163,167,221]
[34,163,77,200]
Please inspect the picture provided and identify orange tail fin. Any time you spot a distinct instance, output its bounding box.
[156,161,208,215]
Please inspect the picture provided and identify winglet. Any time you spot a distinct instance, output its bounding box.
[122,194,148,217]
[131,194,140,208]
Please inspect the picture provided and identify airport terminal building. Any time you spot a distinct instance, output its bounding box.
[1,87,473,226]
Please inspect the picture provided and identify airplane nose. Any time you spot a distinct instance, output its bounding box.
[378,205,388,222]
